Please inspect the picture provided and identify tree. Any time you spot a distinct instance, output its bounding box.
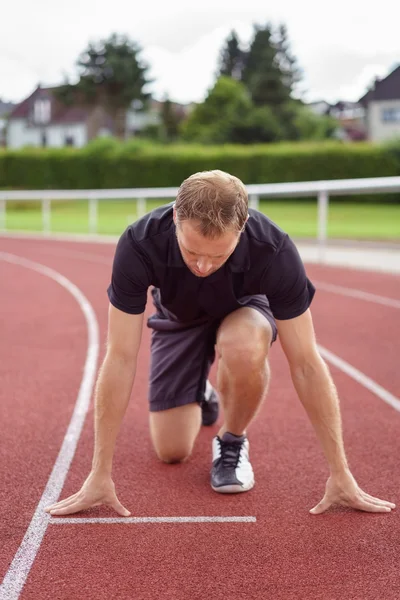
[160,96,182,142]
[291,102,338,140]
[55,33,153,139]
[241,23,290,108]
[230,105,285,143]
[218,30,245,80]
[180,76,252,143]
[273,24,302,98]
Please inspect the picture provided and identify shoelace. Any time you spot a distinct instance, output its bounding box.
[219,440,243,469]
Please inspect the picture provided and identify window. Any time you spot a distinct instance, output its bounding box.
[381,108,400,123]
[34,99,51,124]
[65,135,74,146]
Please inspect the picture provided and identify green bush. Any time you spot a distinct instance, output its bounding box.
[0,141,399,203]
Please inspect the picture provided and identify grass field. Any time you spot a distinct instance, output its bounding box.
[3,198,400,240]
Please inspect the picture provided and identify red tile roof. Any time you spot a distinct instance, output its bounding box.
[9,86,90,124]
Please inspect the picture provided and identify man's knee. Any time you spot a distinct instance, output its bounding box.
[156,449,192,464]
[216,309,272,366]
[149,403,201,464]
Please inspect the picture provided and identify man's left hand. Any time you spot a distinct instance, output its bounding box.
[310,469,396,514]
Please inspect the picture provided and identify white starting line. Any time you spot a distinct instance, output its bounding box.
[50,516,256,524]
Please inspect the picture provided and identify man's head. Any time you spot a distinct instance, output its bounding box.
[173,170,248,277]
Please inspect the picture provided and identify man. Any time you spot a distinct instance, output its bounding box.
[46,170,395,516]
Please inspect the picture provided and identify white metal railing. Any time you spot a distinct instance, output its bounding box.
[0,176,399,259]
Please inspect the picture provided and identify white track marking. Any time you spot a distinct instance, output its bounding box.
[32,247,113,265]
[0,253,99,600]
[50,516,256,524]
[0,230,119,244]
[314,281,400,309]
[317,345,400,412]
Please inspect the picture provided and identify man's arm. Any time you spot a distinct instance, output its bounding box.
[276,309,395,514]
[45,304,144,517]
[92,304,144,475]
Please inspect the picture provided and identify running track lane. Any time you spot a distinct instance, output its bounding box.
[0,237,399,600]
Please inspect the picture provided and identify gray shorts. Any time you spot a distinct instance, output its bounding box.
[146,288,277,412]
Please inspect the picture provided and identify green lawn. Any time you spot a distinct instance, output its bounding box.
[3,198,400,240]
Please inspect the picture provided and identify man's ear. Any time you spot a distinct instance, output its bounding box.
[173,204,177,224]
[240,214,249,232]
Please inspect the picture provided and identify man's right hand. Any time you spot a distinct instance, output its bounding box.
[44,471,131,517]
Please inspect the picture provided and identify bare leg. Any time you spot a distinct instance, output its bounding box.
[149,403,201,463]
[215,307,272,437]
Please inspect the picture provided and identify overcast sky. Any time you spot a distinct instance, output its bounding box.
[1,0,399,106]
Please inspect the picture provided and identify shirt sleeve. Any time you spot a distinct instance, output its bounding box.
[260,234,316,320]
[107,227,153,315]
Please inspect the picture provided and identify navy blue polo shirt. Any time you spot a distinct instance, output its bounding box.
[107,203,315,322]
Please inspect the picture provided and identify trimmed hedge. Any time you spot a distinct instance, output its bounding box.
[1,142,399,202]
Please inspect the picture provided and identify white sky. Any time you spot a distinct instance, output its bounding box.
[1,0,399,106]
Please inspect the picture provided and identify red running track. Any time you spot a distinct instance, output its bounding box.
[0,236,399,600]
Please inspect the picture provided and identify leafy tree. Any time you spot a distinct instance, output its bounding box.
[230,105,285,143]
[55,33,152,139]
[218,30,245,80]
[292,103,338,140]
[180,76,252,143]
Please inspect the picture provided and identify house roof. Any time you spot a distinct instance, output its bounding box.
[359,65,400,105]
[9,85,91,124]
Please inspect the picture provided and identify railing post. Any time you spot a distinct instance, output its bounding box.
[249,194,259,210]
[0,198,6,231]
[317,189,329,262]
[137,198,146,219]
[89,195,98,234]
[42,198,51,234]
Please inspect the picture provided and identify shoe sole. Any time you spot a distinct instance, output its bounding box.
[211,480,255,494]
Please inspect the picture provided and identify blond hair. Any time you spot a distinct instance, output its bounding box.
[174,170,248,238]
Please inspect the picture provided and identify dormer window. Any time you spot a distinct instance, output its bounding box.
[34,98,51,124]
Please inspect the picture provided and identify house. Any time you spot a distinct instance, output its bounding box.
[359,64,400,142]
[329,101,367,141]
[0,100,15,146]
[7,84,194,148]
[307,99,367,141]
[7,85,113,149]
[307,100,331,117]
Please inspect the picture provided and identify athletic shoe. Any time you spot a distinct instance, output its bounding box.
[210,431,255,493]
[201,380,219,426]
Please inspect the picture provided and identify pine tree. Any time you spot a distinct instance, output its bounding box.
[55,33,152,139]
[241,23,289,107]
[273,24,302,97]
[218,31,245,80]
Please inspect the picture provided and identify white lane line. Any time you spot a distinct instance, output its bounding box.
[50,516,256,524]
[0,253,99,600]
[317,344,400,413]
[314,281,400,309]
[0,230,119,244]
[33,247,113,265]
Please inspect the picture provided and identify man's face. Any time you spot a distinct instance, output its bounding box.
[175,218,240,278]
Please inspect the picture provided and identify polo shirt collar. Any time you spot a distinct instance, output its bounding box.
[168,225,250,273]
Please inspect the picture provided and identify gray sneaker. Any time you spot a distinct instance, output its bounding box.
[211,431,255,493]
